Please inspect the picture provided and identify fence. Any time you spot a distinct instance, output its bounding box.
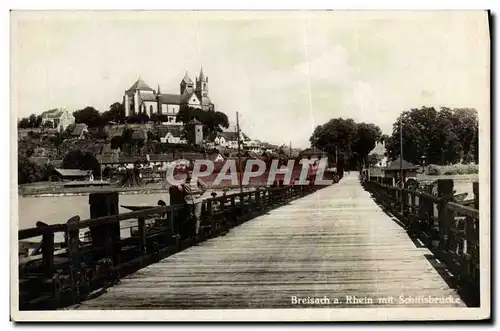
[363,177,480,306]
[18,183,323,310]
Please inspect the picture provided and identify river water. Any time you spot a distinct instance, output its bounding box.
[17,177,477,232]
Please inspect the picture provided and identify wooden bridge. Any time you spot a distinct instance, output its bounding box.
[72,173,472,309]
[18,172,480,310]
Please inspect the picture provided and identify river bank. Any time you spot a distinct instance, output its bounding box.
[18,182,265,197]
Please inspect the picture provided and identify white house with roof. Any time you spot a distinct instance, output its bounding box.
[369,141,388,167]
[122,67,214,121]
[244,139,264,154]
[40,108,75,131]
[214,131,242,149]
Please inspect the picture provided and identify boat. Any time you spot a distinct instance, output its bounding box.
[454,192,468,202]
[121,199,167,212]
[121,205,159,211]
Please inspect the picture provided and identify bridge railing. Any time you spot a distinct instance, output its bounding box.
[17,183,322,310]
[363,178,480,306]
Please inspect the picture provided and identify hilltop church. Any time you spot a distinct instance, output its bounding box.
[123,67,214,124]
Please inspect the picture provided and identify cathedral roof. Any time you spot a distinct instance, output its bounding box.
[180,91,198,104]
[158,93,180,105]
[199,66,205,80]
[127,78,154,92]
[139,91,157,102]
[181,72,193,84]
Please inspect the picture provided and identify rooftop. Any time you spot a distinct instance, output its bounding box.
[385,157,419,171]
[126,78,154,93]
[54,168,93,177]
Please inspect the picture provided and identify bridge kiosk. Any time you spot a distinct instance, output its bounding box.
[88,192,120,261]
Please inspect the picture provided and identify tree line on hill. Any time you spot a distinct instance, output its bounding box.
[18,102,230,135]
[17,101,233,184]
[309,106,479,172]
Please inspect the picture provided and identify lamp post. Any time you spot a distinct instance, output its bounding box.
[236,111,243,195]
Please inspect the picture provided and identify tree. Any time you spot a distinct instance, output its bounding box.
[472,124,479,164]
[62,150,100,176]
[18,156,44,184]
[125,113,150,124]
[102,102,126,124]
[27,114,42,128]
[351,123,382,166]
[177,106,229,142]
[309,118,369,170]
[110,135,123,150]
[73,106,103,128]
[385,106,478,165]
[451,108,478,162]
[18,118,30,129]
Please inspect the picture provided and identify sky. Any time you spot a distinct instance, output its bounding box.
[11,11,489,148]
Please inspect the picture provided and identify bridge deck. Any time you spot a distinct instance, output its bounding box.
[72,173,465,309]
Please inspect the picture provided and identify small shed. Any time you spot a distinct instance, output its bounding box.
[54,168,94,182]
[384,157,419,184]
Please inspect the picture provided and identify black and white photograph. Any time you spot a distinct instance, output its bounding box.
[9,10,490,321]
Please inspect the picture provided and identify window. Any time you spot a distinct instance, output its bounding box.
[150,105,153,114]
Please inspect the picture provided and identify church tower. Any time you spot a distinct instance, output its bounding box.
[180,71,194,95]
[196,66,212,110]
[195,66,209,99]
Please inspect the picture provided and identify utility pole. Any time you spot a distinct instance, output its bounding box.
[400,115,404,215]
[236,111,243,195]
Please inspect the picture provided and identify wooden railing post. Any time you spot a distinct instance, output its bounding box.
[138,217,146,265]
[66,216,81,303]
[473,182,479,210]
[167,209,178,250]
[42,230,54,278]
[256,188,261,213]
[437,179,454,250]
[88,192,120,263]
[206,200,214,238]
[220,196,226,233]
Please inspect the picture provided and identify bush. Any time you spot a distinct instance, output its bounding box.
[427,164,441,175]
[426,163,478,176]
[466,164,479,174]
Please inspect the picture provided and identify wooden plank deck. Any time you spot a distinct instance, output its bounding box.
[71,173,465,309]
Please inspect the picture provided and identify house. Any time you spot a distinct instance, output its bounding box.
[298,147,327,159]
[261,150,279,160]
[277,145,299,159]
[98,153,147,170]
[147,154,175,168]
[383,157,419,185]
[261,142,279,153]
[214,132,240,149]
[244,140,264,154]
[207,153,225,162]
[54,168,94,182]
[156,125,184,144]
[71,123,89,139]
[369,141,388,167]
[40,109,75,131]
